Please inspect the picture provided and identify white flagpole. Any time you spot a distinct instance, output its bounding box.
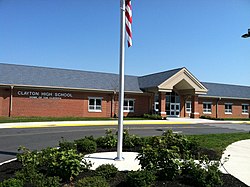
[116,0,126,161]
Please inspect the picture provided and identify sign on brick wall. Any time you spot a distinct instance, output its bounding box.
[16,90,73,99]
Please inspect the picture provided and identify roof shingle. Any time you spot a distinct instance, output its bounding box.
[0,63,142,93]
[201,82,250,99]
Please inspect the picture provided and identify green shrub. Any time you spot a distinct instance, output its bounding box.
[59,137,76,151]
[0,178,23,187]
[181,156,222,187]
[126,170,156,187]
[123,129,144,148]
[143,113,162,120]
[76,176,109,187]
[95,164,118,179]
[96,129,117,148]
[15,164,60,187]
[17,146,39,168]
[17,146,91,181]
[42,148,91,180]
[137,130,195,180]
[137,145,181,180]
[75,138,97,154]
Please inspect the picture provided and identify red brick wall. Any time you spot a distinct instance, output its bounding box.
[0,87,150,118]
[11,89,113,117]
[2,86,249,119]
[0,88,10,117]
[113,94,151,117]
[198,97,250,119]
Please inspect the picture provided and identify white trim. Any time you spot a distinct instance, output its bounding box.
[199,95,250,101]
[88,97,102,112]
[224,103,233,114]
[124,98,135,112]
[242,104,249,115]
[0,84,143,94]
[185,101,192,114]
[203,102,212,114]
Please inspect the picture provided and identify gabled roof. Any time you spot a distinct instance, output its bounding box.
[1,63,249,100]
[201,82,250,100]
[138,67,208,94]
[0,63,142,93]
[138,68,183,89]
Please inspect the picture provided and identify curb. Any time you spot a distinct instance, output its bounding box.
[0,120,249,129]
[0,158,17,166]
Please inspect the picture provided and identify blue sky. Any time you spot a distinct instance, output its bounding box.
[0,0,250,86]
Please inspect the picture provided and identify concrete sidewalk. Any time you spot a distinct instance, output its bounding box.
[220,139,250,186]
[0,118,249,128]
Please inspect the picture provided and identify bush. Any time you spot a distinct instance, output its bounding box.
[75,138,97,154]
[76,176,109,187]
[17,146,91,181]
[137,145,181,180]
[123,129,144,148]
[0,178,23,187]
[59,137,76,151]
[15,164,61,187]
[95,164,118,180]
[137,130,196,180]
[143,113,162,120]
[42,148,91,180]
[181,156,222,187]
[96,129,117,149]
[126,170,156,187]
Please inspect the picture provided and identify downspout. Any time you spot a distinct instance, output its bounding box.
[9,86,14,117]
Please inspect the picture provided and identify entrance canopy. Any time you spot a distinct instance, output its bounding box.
[139,67,208,95]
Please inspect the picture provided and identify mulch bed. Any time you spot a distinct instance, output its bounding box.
[0,160,248,187]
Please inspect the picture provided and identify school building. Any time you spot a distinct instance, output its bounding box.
[0,63,249,119]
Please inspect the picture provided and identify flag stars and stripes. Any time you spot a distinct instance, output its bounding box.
[125,0,132,47]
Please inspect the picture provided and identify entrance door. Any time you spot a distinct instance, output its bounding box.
[170,103,180,117]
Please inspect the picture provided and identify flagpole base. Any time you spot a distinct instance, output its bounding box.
[114,157,125,161]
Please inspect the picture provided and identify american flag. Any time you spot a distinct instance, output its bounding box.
[125,0,132,47]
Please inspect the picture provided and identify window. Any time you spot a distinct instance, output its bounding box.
[154,95,159,113]
[124,99,134,112]
[154,102,159,112]
[88,97,102,112]
[186,101,192,113]
[225,103,232,114]
[203,102,212,114]
[242,104,249,114]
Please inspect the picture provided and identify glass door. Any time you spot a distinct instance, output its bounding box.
[170,103,180,117]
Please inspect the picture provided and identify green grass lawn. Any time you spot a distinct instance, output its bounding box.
[187,132,250,154]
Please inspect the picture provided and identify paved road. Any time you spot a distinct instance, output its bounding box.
[0,123,248,163]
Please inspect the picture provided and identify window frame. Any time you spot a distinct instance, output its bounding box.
[203,102,212,114]
[185,101,192,114]
[88,97,102,112]
[225,103,233,114]
[242,104,249,114]
[124,99,135,112]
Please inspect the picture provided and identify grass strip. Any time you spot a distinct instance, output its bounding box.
[187,132,250,154]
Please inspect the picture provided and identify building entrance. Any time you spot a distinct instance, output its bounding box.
[166,91,180,117]
[170,103,180,117]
